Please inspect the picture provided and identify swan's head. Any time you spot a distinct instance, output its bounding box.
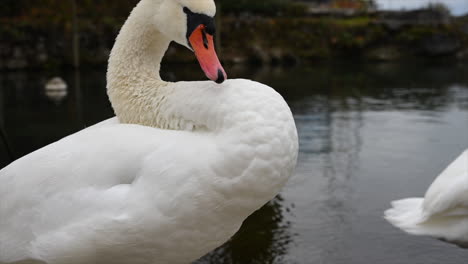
[154,0,227,83]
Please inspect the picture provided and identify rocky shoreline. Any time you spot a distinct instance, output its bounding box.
[1,10,467,70]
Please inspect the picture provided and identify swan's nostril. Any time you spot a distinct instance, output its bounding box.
[215,69,225,84]
[202,30,209,49]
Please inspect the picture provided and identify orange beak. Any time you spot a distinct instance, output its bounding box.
[189,25,227,84]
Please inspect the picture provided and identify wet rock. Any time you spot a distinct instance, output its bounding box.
[421,34,460,56]
[36,38,48,64]
[379,8,451,30]
[282,53,300,66]
[231,56,248,64]
[462,22,468,35]
[0,43,11,57]
[456,48,468,60]
[270,48,284,65]
[365,46,401,61]
[6,47,28,69]
[248,44,270,65]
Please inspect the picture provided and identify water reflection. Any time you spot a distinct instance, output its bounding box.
[0,69,113,162]
[284,100,363,263]
[280,62,467,263]
[0,61,467,263]
[197,197,293,264]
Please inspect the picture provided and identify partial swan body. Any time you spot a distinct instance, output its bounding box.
[385,149,468,248]
[0,0,298,263]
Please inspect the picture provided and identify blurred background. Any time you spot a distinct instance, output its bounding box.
[1,0,468,263]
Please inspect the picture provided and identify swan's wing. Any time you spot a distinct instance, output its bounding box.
[422,149,468,217]
[0,121,212,262]
[0,121,159,209]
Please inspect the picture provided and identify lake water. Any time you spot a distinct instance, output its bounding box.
[0,61,467,263]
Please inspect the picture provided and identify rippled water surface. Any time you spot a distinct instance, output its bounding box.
[1,61,467,263]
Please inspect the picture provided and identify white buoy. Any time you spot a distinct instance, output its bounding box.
[45,77,68,104]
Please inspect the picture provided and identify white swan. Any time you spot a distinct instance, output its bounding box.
[385,149,468,247]
[0,0,298,263]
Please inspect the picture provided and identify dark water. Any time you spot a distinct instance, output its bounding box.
[1,61,467,263]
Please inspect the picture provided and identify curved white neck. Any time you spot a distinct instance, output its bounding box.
[107,0,174,127]
[109,0,168,79]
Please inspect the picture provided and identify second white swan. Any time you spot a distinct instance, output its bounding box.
[385,149,468,248]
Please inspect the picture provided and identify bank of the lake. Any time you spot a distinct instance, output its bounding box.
[1,8,468,70]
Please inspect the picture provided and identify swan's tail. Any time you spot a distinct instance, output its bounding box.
[384,198,428,234]
[385,198,468,247]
